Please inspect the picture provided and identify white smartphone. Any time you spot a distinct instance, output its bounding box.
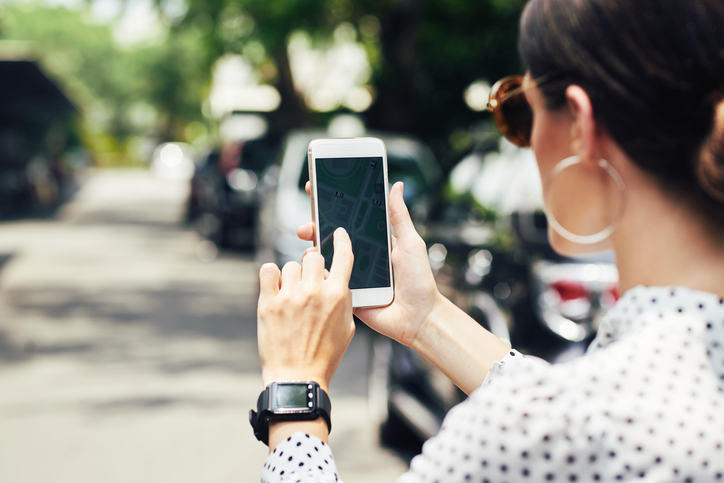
[308,137,394,308]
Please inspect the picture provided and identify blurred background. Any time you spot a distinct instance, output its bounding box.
[0,0,619,481]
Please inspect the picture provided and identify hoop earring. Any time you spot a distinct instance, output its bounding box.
[543,155,626,245]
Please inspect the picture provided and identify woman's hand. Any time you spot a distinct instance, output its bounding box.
[298,182,443,349]
[257,228,356,392]
[297,182,510,395]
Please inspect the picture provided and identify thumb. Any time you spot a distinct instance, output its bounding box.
[388,181,417,242]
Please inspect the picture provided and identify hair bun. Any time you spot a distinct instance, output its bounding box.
[697,94,724,204]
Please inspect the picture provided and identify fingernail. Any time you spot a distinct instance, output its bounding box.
[399,181,404,197]
[335,227,347,237]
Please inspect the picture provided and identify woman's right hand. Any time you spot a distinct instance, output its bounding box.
[298,181,443,349]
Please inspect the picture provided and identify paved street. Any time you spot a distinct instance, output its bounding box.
[0,169,407,483]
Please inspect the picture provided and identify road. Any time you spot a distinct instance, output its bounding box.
[0,169,407,483]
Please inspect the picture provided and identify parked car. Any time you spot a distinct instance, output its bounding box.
[0,58,79,218]
[187,137,277,250]
[369,139,619,451]
[256,129,442,267]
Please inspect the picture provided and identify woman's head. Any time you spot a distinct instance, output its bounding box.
[519,0,724,227]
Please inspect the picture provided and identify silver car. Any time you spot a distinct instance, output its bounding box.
[256,129,441,267]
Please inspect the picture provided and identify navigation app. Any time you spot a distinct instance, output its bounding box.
[315,156,390,289]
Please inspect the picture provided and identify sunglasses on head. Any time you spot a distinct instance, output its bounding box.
[485,74,550,148]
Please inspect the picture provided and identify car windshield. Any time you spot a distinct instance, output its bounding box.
[298,152,430,204]
[239,139,275,172]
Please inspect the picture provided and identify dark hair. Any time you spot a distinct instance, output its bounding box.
[520,0,724,224]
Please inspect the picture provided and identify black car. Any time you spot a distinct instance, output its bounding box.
[0,59,79,218]
[187,137,277,250]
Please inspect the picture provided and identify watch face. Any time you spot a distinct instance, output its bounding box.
[272,383,315,413]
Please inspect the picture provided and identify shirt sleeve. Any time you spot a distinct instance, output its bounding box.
[396,325,724,483]
[262,303,724,483]
[261,432,341,483]
[260,350,544,483]
[397,349,607,483]
[482,348,548,386]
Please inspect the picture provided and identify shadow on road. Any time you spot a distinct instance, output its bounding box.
[0,171,409,482]
[6,285,257,339]
[0,284,260,374]
[0,253,14,273]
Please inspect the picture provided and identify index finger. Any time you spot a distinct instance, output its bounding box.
[302,251,325,284]
[258,263,280,303]
[328,228,354,283]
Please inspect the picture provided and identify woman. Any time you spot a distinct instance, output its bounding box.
[255,0,724,480]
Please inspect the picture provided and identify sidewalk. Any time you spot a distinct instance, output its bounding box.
[0,169,407,483]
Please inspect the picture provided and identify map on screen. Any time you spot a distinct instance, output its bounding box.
[315,156,390,289]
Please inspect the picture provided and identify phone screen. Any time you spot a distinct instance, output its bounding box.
[315,156,390,290]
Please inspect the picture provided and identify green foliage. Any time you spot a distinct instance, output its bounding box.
[2,6,120,113]
[1,3,209,165]
[173,0,526,159]
[1,0,527,164]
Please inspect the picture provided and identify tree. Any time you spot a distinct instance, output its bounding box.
[173,0,526,159]
[175,0,334,131]
[1,0,527,163]
[366,0,526,158]
[1,3,210,163]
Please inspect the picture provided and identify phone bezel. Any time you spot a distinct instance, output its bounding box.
[308,137,394,308]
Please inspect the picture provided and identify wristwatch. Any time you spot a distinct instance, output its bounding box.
[249,381,332,446]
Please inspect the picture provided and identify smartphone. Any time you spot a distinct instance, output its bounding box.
[308,137,394,308]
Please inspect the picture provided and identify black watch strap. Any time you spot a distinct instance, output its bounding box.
[249,382,332,446]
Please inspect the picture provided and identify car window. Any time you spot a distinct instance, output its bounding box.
[387,153,428,202]
[298,153,310,192]
[297,151,430,203]
[195,150,220,172]
[239,139,275,172]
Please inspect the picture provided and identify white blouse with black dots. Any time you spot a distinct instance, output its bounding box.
[261,285,724,482]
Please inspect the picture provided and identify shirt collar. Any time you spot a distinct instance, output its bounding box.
[590,285,724,351]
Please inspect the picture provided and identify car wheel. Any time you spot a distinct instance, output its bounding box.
[368,335,425,453]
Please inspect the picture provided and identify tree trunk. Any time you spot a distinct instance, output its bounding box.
[268,43,311,134]
[366,0,424,135]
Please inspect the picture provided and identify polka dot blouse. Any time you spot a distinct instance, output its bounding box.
[261,285,724,482]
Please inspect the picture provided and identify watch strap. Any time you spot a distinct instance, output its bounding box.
[249,389,270,444]
[315,384,332,433]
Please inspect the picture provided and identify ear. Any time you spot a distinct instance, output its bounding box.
[565,85,597,159]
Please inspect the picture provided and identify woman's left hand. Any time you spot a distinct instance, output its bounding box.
[257,227,356,392]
